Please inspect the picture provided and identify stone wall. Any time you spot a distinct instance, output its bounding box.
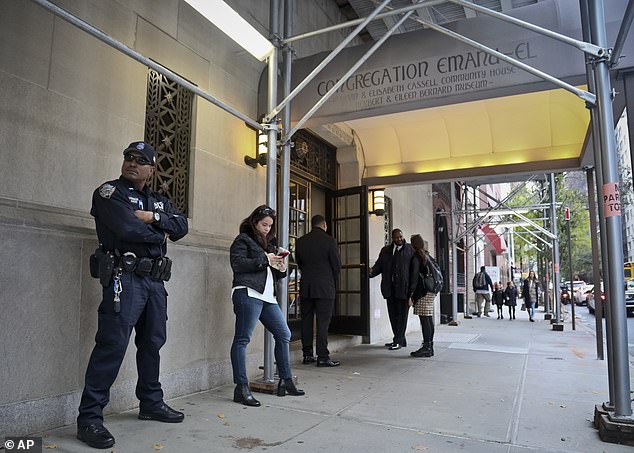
[0,0,359,437]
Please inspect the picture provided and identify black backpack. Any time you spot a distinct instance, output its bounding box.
[473,271,487,289]
[421,254,444,294]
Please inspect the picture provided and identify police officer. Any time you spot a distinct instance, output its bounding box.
[77,141,188,449]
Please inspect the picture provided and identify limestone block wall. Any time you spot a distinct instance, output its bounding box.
[0,0,357,437]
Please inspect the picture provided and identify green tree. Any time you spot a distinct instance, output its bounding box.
[506,173,593,284]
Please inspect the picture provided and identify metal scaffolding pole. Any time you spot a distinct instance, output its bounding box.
[285,7,415,140]
[549,174,563,328]
[381,3,596,105]
[586,168,604,360]
[609,0,634,67]
[278,0,293,322]
[464,185,472,319]
[588,0,632,418]
[456,179,534,242]
[264,0,393,122]
[283,0,445,44]
[262,0,281,384]
[451,182,459,324]
[448,0,604,56]
[580,0,613,402]
[542,182,553,319]
[473,186,480,314]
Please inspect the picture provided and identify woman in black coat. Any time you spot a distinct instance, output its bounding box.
[229,205,304,407]
[521,271,540,322]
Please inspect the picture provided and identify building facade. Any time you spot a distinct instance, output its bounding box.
[0,0,436,436]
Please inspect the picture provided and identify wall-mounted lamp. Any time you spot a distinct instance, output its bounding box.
[244,126,269,168]
[370,189,385,216]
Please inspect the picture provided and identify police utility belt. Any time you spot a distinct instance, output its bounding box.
[90,249,172,286]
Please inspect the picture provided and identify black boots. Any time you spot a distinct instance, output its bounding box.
[410,342,434,358]
[277,378,306,397]
[233,384,261,407]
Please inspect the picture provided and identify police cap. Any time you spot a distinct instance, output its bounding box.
[123,141,156,165]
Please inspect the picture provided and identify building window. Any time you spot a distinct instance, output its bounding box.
[144,69,194,215]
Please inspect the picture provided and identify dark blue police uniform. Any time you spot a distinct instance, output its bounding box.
[77,172,188,428]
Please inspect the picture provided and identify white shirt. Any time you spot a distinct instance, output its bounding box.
[232,266,277,304]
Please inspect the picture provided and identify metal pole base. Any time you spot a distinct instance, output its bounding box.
[249,375,298,395]
[598,413,634,445]
[448,320,460,326]
[544,313,553,320]
[552,323,564,331]
[249,379,277,395]
[595,403,614,429]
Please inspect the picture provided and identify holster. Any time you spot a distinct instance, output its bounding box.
[151,257,172,282]
[89,248,115,287]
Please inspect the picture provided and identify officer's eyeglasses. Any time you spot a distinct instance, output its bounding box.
[124,153,153,166]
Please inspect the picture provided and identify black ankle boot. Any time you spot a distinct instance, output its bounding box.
[411,342,433,357]
[233,384,261,407]
[277,378,305,397]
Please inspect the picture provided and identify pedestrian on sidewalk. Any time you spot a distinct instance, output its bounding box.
[295,214,342,367]
[229,205,305,407]
[77,142,189,449]
[521,271,540,322]
[493,282,505,319]
[504,281,518,320]
[369,229,417,350]
[409,234,437,358]
[472,266,494,317]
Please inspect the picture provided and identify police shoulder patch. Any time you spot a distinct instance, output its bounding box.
[99,183,116,199]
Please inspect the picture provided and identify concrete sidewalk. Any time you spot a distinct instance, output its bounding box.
[36,310,632,452]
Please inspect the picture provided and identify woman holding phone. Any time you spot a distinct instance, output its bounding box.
[229,205,305,407]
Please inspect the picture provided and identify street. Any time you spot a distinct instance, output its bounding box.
[574,303,634,359]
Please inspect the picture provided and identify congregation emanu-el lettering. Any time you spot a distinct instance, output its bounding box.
[315,41,536,111]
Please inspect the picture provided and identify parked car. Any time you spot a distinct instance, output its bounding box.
[587,287,634,317]
[574,284,593,306]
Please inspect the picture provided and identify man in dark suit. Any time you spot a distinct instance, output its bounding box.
[296,215,342,367]
[369,229,417,350]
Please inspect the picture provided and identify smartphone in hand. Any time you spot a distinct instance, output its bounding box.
[277,250,290,257]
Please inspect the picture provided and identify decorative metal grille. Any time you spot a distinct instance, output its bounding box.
[291,129,337,189]
[144,69,193,215]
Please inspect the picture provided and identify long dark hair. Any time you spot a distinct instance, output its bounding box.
[410,234,428,266]
[239,205,277,251]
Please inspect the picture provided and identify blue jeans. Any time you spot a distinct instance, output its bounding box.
[231,288,292,384]
[527,301,535,318]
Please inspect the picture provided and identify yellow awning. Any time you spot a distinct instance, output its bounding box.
[344,87,590,185]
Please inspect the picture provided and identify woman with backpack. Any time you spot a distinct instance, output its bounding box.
[409,234,439,358]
